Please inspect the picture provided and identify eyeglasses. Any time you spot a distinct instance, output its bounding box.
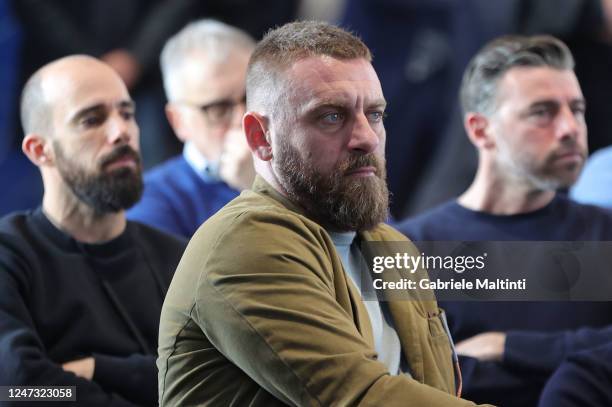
[179,94,246,126]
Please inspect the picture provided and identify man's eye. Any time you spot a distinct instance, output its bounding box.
[205,103,233,121]
[121,111,135,121]
[367,111,385,123]
[528,108,555,125]
[321,112,344,124]
[81,116,103,127]
[572,106,586,118]
[531,109,550,117]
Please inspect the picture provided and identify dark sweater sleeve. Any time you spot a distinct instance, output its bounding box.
[0,240,138,406]
[538,342,612,407]
[93,354,157,406]
[458,355,547,406]
[504,325,612,372]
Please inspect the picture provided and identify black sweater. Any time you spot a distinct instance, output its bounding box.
[0,208,186,406]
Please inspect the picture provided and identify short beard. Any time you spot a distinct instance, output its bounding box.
[498,142,586,191]
[54,142,144,215]
[274,139,389,232]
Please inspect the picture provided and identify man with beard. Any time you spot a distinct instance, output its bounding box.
[157,21,492,407]
[397,35,612,406]
[0,55,186,406]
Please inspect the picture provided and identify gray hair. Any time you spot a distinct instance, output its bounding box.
[160,19,255,101]
[246,21,372,114]
[460,35,575,115]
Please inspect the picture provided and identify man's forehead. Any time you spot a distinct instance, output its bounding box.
[497,66,583,106]
[285,56,384,104]
[182,50,249,78]
[168,53,245,105]
[288,55,378,82]
[42,67,130,118]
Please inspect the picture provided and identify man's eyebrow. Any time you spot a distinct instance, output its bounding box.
[367,98,387,109]
[118,100,136,110]
[306,97,387,112]
[70,103,106,124]
[299,99,344,116]
[569,98,586,108]
[526,98,586,110]
[70,100,135,124]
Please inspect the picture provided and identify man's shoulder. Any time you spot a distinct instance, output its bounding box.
[126,220,188,251]
[176,190,336,285]
[559,195,612,218]
[129,156,239,237]
[0,210,40,250]
[396,200,461,240]
[0,210,45,280]
[556,195,612,238]
[188,189,339,264]
[143,155,193,186]
[396,195,612,241]
[367,222,410,241]
[204,190,322,238]
[142,155,235,198]
[0,210,31,233]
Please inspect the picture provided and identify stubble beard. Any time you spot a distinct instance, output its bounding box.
[497,138,587,191]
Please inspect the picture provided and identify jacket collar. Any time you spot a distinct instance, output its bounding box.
[251,175,306,215]
[251,175,382,244]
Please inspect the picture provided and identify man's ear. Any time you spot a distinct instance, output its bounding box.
[22,133,52,167]
[464,112,495,149]
[244,112,272,161]
[165,103,189,143]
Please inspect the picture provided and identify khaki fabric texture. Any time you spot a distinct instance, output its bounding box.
[157,176,494,406]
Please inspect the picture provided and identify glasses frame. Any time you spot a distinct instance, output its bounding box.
[177,94,247,126]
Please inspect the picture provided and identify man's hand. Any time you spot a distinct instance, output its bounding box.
[455,332,506,361]
[62,357,95,380]
[101,49,141,89]
[219,129,256,191]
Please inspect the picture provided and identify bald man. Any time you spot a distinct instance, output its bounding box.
[0,55,186,406]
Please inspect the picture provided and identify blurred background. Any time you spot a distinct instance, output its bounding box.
[2,0,612,220]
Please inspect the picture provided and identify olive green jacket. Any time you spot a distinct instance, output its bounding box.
[157,176,494,406]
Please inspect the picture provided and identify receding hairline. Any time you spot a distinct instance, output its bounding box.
[20,55,126,137]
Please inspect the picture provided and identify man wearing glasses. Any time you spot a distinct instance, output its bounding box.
[128,19,256,237]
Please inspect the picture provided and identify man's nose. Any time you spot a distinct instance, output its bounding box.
[107,114,133,144]
[556,106,582,141]
[347,113,380,153]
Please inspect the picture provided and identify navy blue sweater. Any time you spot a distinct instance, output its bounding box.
[127,155,239,238]
[397,195,612,406]
[539,341,612,407]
